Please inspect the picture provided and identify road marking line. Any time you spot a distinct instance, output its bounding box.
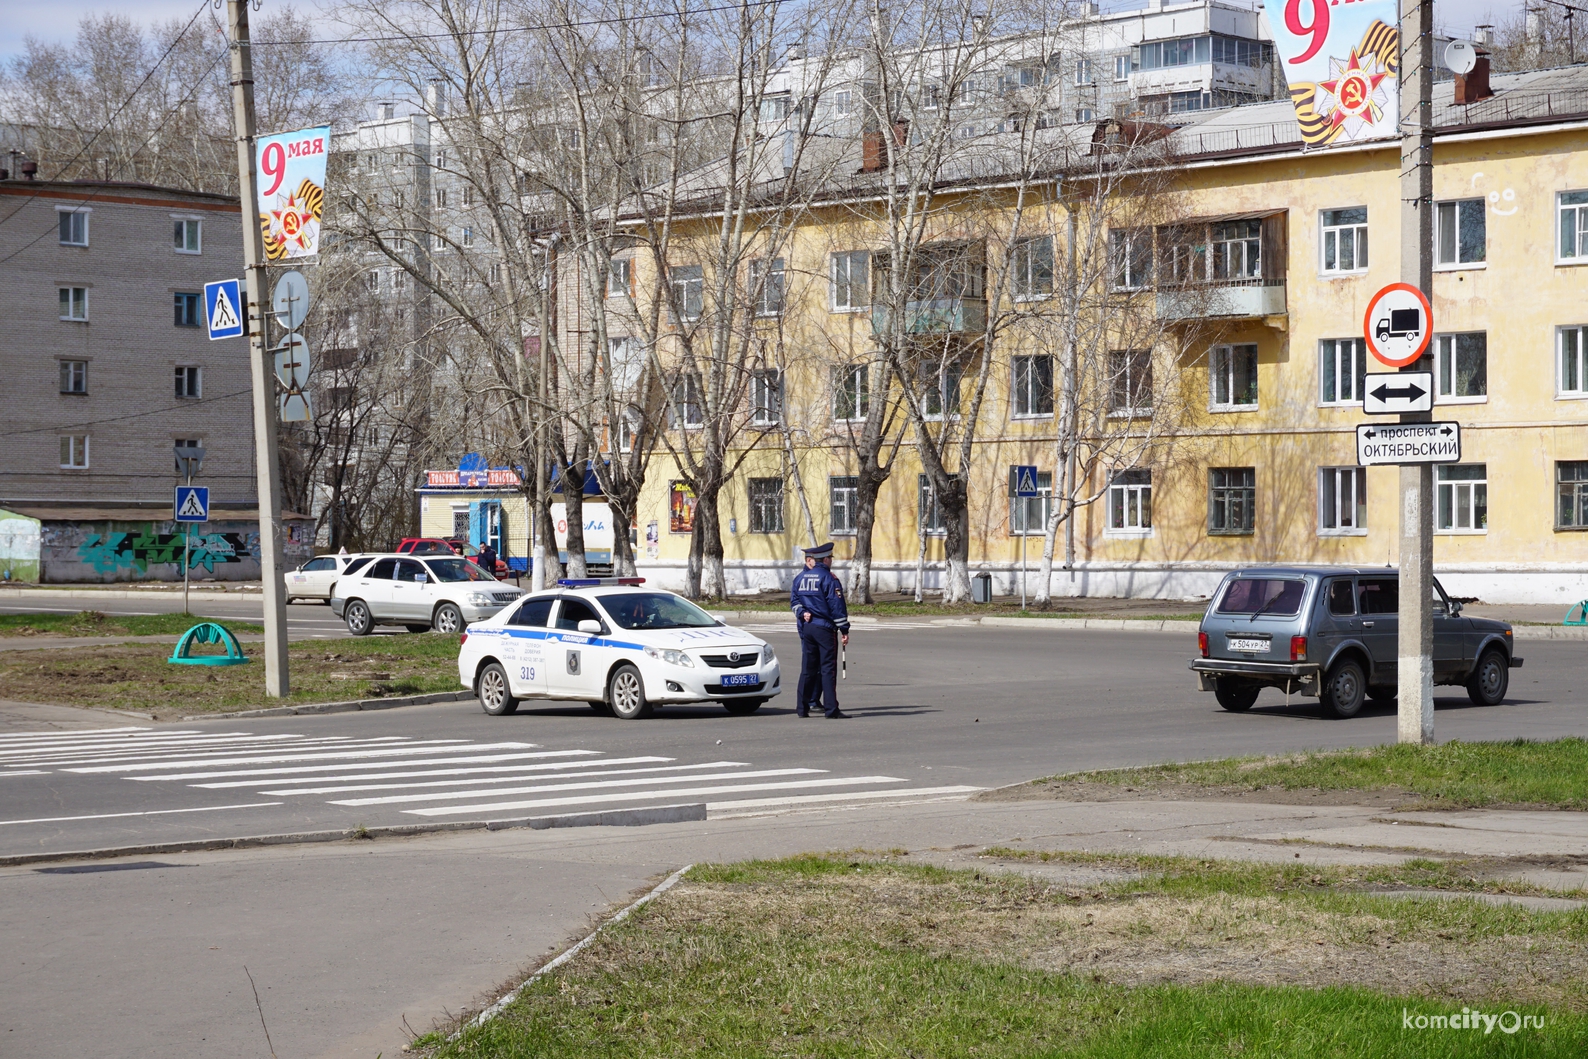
[129,749,593,781]
[0,726,152,740]
[403,776,908,817]
[705,786,985,814]
[28,737,472,768]
[330,767,825,807]
[65,742,540,773]
[0,802,284,827]
[260,761,752,796]
[190,755,676,789]
[0,770,48,776]
[0,735,377,764]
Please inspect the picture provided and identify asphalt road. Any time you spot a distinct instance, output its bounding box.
[3,622,1585,860]
[0,594,352,639]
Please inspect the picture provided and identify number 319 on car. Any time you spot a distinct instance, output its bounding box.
[519,666,535,681]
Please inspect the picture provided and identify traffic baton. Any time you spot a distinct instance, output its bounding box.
[839,630,846,679]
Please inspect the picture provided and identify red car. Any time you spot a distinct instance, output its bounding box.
[395,537,510,577]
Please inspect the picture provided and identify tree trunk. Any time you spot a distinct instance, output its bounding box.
[608,490,638,577]
[940,502,972,603]
[690,487,727,600]
[849,470,883,603]
[563,454,588,579]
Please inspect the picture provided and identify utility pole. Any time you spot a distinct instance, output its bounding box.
[1397,0,1434,743]
[227,0,290,696]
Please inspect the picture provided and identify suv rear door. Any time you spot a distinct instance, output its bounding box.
[350,558,398,619]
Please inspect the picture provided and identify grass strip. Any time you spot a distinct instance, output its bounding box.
[1019,739,1588,810]
[0,610,264,638]
[0,633,461,717]
[422,855,1586,1057]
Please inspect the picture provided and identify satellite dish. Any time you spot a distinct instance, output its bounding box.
[1444,40,1478,76]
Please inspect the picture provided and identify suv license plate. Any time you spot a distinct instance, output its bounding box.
[1227,636,1270,653]
[720,673,756,688]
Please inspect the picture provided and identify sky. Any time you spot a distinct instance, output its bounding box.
[0,0,1535,64]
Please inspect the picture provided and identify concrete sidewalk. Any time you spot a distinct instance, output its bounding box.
[4,793,1584,1059]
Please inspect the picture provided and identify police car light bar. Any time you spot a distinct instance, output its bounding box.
[555,577,648,587]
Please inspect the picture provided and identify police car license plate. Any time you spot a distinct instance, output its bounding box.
[1227,636,1270,653]
[720,673,756,688]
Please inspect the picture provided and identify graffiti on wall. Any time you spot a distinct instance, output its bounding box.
[74,529,257,576]
[38,519,311,583]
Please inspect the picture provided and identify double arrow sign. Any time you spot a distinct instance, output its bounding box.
[1362,371,1433,415]
[1355,371,1460,466]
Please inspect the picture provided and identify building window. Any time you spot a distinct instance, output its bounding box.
[1114,54,1132,81]
[175,366,202,398]
[174,438,203,473]
[1319,338,1366,406]
[747,477,785,533]
[750,257,784,316]
[59,286,88,320]
[1437,464,1488,532]
[365,270,380,293]
[750,369,783,425]
[1208,467,1255,535]
[1011,355,1053,417]
[173,292,202,327]
[1109,349,1152,415]
[461,185,475,206]
[59,360,87,394]
[834,364,869,421]
[59,435,89,469]
[918,474,947,535]
[1209,344,1257,410]
[1559,326,1588,396]
[1074,107,1094,123]
[830,251,868,311]
[607,258,632,299]
[1319,466,1366,533]
[1010,235,1054,298]
[462,227,474,247]
[1008,468,1053,535]
[1212,219,1261,279]
[670,264,703,322]
[173,218,201,253]
[1108,469,1152,532]
[1074,59,1093,85]
[670,374,703,427]
[59,210,89,246]
[829,476,858,534]
[919,362,961,419]
[1320,207,1367,273]
[1435,198,1486,267]
[434,187,448,208]
[1559,191,1588,261]
[1110,229,1152,289]
[832,89,853,116]
[392,270,407,292]
[1558,461,1588,529]
[1435,332,1487,401]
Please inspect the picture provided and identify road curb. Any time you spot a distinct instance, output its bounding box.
[181,690,477,721]
[0,805,709,868]
[0,587,263,602]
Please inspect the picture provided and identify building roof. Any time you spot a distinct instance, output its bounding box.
[0,178,238,208]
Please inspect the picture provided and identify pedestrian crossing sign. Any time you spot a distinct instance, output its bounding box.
[175,486,210,522]
[203,279,245,340]
[1011,465,1039,498]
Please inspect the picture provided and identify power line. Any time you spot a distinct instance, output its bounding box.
[0,389,252,440]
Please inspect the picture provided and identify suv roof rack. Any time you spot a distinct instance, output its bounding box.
[556,577,647,588]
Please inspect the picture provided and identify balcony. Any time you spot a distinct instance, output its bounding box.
[1156,279,1286,321]
[872,296,987,335]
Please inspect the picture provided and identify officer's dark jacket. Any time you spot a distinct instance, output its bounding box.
[790,564,850,632]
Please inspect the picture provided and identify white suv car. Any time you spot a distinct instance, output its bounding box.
[330,554,524,634]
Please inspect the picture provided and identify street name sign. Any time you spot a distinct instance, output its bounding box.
[1356,422,1461,466]
[1363,282,1433,368]
[1362,371,1434,415]
[174,486,210,522]
[1011,465,1039,497]
[203,279,245,340]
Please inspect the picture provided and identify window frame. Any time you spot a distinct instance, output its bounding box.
[1319,338,1366,406]
[172,217,202,254]
[59,359,88,395]
[58,208,90,247]
[1208,466,1256,536]
[747,476,785,534]
[1558,190,1588,264]
[1557,460,1588,530]
[173,291,202,328]
[1108,349,1153,417]
[918,360,962,421]
[917,473,947,536]
[1318,466,1367,535]
[606,257,633,300]
[1074,59,1093,85]
[1110,228,1152,290]
[669,264,704,323]
[174,365,202,399]
[1558,325,1588,398]
[1436,463,1488,533]
[1010,234,1054,300]
[1434,331,1488,404]
[59,434,90,469]
[670,373,704,429]
[1106,468,1153,536]
[833,364,870,422]
[750,368,783,426]
[1208,343,1258,411]
[750,257,785,317]
[1434,197,1487,269]
[59,286,89,321]
[1319,206,1368,275]
[830,250,869,311]
[1010,354,1054,418]
[829,475,859,535]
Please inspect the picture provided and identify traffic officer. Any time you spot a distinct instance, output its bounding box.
[789,541,850,718]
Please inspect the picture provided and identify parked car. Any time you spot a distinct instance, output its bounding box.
[1190,566,1521,718]
[284,554,374,603]
[457,579,781,719]
[395,536,510,576]
[330,553,525,635]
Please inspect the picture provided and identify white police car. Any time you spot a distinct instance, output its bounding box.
[457,578,781,719]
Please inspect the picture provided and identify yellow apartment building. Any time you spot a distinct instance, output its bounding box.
[448,66,1588,605]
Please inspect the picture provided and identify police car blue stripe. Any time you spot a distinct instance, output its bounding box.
[496,628,647,651]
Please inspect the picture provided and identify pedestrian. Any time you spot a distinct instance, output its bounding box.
[477,541,498,576]
[789,541,851,719]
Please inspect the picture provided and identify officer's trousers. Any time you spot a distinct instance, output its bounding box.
[796,623,840,716]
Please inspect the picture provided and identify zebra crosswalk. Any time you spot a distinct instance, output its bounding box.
[0,726,980,833]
